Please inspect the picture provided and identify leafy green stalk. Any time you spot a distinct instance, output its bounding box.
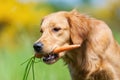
[22,56,36,80]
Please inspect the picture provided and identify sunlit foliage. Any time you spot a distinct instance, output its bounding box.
[0,0,54,48]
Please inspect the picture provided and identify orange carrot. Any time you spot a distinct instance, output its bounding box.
[53,45,80,53]
[34,53,42,58]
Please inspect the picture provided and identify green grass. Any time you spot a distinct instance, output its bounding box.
[0,45,71,80]
[114,32,120,44]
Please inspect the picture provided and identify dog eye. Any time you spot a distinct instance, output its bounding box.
[52,27,61,32]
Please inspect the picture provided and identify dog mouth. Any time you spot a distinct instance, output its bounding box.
[34,52,59,64]
[42,53,59,64]
[34,44,80,64]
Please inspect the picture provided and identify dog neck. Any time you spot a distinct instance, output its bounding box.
[63,42,88,76]
[63,40,101,79]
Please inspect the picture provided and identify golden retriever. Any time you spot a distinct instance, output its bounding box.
[33,10,120,80]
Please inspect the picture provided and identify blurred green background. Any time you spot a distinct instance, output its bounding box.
[0,0,120,80]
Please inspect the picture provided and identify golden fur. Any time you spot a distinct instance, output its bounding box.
[36,10,120,80]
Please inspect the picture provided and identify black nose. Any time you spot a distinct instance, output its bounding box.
[33,42,43,52]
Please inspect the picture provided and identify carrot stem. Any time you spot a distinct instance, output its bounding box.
[22,56,36,80]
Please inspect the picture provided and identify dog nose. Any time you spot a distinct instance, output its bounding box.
[33,42,43,52]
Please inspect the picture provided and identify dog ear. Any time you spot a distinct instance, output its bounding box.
[67,10,90,45]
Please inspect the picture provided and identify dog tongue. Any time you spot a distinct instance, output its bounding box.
[34,44,80,58]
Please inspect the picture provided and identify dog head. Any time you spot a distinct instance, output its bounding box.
[33,10,90,64]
